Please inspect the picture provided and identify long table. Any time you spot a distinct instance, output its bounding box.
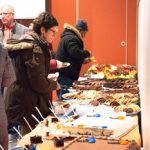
[18,116,141,150]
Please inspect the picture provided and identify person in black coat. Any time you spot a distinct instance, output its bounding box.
[56,19,91,99]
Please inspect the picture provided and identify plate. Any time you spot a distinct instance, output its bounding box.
[63,99,76,103]
[126,111,140,116]
[62,91,79,100]
[62,62,70,67]
[68,88,77,93]
[90,74,104,79]
[103,87,124,91]
[78,77,87,81]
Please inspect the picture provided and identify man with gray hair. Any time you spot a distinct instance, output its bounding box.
[0,4,29,43]
[0,4,29,139]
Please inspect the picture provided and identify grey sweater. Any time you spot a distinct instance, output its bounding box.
[0,22,29,42]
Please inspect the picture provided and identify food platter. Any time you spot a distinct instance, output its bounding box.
[62,92,79,100]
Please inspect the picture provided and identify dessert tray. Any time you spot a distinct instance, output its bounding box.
[62,91,80,100]
[84,64,137,80]
[62,105,137,139]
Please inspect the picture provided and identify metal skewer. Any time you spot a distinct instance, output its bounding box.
[31,114,41,124]
[13,127,28,150]
[35,107,45,120]
[23,117,33,131]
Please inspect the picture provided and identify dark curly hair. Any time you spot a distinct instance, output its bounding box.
[32,12,58,35]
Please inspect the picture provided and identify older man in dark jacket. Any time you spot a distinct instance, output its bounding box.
[0,4,29,43]
[56,19,91,99]
[0,4,30,135]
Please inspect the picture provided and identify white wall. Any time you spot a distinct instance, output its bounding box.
[138,0,150,149]
[0,0,45,19]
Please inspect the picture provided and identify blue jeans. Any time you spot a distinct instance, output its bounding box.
[57,75,74,100]
[8,122,19,134]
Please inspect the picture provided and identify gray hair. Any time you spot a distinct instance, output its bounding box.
[0,4,15,14]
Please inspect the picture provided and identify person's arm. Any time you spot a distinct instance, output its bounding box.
[66,38,91,60]
[83,56,96,64]
[24,46,58,94]
[50,59,57,70]
[49,59,68,71]
[2,50,16,87]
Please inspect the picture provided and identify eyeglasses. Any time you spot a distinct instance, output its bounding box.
[0,12,14,16]
[50,29,58,36]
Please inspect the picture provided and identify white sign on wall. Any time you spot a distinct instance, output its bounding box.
[0,0,46,19]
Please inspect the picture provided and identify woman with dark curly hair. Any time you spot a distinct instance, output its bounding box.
[4,12,60,135]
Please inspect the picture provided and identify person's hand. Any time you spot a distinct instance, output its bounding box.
[56,60,70,68]
[56,60,64,69]
[48,72,59,81]
[83,58,91,64]
[83,56,96,64]
[89,56,96,62]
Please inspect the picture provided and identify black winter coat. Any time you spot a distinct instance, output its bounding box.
[4,32,57,126]
[56,24,90,80]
